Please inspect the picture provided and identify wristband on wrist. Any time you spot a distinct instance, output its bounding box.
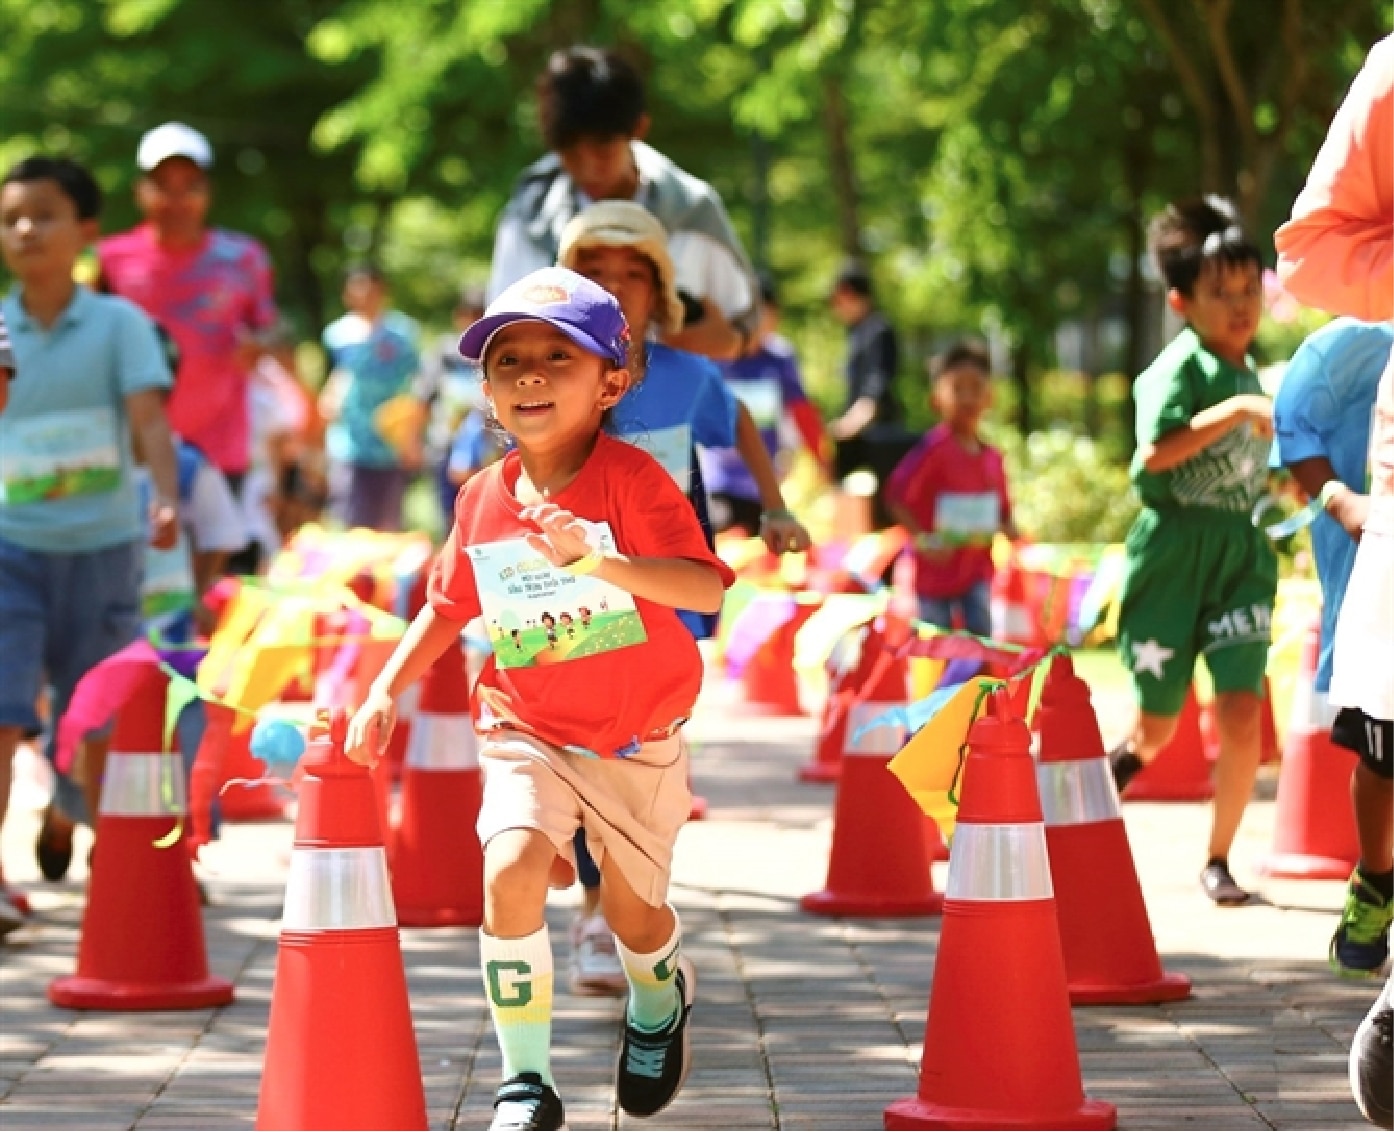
[1319,480,1345,509]
[563,549,604,575]
[760,509,795,524]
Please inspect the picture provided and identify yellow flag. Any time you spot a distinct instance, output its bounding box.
[887,677,997,838]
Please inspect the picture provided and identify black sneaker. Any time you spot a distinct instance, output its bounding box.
[490,1072,566,1131]
[1108,743,1143,794]
[616,956,696,1118]
[1200,860,1250,906]
[1350,975,1392,1130]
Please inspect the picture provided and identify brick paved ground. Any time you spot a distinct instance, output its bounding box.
[0,678,1379,1130]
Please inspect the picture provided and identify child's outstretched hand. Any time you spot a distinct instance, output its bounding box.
[345,686,396,767]
[760,511,812,555]
[521,502,598,567]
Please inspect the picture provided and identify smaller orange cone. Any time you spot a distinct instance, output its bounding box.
[800,615,911,783]
[256,712,427,1131]
[885,689,1115,1131]
[739,598,822,716]
[220,725,291,821]
[802,695,943,918]
[1259,616,1359,879]
[390,645,484,927]
[1035,655,1191,1005]
[1122,689,1213,802]
[49,664,234,1011]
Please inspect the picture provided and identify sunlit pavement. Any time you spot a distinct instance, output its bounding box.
[0,676,1375,1130]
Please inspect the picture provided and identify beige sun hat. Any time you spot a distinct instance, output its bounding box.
[557,200,683,334]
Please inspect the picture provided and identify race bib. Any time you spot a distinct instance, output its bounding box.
[934,491,1000,537]
[469,524,648,670]
[143,533,197,619]
[0,408,122,505]
[733,378,783,430]
[620,424,692,492]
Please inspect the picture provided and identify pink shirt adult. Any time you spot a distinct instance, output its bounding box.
[884,423,1012,599]
[98,224,277,475]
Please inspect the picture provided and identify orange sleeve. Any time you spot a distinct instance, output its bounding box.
[1274,35,1394,320]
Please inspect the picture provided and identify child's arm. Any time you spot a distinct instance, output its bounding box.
[346,606,466,763]
[522,502,725,613]
[1287,456,1369,540]
[733,401,812,553]
[126,389,180,550]
[1138,394,1272,473]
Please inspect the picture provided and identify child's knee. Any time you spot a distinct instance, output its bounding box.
[1212,690,1263,741]
[483,828,557,931]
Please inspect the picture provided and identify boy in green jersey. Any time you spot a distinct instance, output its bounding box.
[1109,196,1276,906]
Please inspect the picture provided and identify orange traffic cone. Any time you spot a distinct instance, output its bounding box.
[799,614,911,783]
[802,697,943,917]
[1122,689,1213,802]
[49,664,234,1011]
[1035,656,1191,1005]
[739,597,822,716]
[1259,617,1359,879]
[990,559,1037,646]
[256,712,427,1131]
[390,645,484,927]
[885,690,1116,1131]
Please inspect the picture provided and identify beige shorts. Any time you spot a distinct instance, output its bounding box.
[476,730,691,907]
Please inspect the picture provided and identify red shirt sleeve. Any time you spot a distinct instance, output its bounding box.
[616,448,737,590]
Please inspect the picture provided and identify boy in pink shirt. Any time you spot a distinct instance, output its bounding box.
[884,341,1016,636]
[98,123,278,484]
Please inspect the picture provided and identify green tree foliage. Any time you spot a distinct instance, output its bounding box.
[1,0,1387,421]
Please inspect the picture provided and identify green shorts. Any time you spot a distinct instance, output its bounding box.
[1116,507,1278,717]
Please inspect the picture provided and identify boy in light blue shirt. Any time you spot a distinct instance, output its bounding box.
[320,264,423,532]
[1272,318,1390,692]
[0,156,180,908]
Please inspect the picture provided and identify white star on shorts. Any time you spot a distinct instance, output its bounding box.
[1131,639,1174,680]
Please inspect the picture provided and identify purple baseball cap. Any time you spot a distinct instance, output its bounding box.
[459,266,631,366]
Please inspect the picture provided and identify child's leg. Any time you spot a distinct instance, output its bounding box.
[918,595,954,631]
[480,827,559,1085]
[599,858,682,1030]
[1208,689,1263,861]
[1353,761,1394,881]
[961,581,993,638]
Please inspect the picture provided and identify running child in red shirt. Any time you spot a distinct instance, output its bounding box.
[884,340,1016,636]
[346,266,734,1132]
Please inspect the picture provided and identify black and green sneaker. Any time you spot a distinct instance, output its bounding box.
[1331,869,1394,979]
[489,1073,566,1131]
[616,957,696,1118]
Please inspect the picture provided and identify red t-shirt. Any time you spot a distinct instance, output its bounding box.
[98,225,277,474]
[884,424,1012,599]
[428,433,736,758]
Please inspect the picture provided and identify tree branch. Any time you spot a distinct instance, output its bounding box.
[1194,0,1255,146]
[1135,0,1214,130]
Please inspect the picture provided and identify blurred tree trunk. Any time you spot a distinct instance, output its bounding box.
[289,201,329,340]
[750,131,772,273]
[1134,0,1328,231]
[1011,340,1033,436]
[823,75,865,258]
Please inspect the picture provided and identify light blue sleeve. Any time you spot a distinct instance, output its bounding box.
[690,360,740,448]
[1272,339,1337,467]
[113,300,173,397]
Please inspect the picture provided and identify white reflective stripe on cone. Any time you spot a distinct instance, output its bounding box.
[844,701,907,757]
[282,847,396,930]
[98,753,187,817]
[405,713,479,770]
[1291,680,1338,734]
[1036,757,1121,827]
[945,822,1054,901]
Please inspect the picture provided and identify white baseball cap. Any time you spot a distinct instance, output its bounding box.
[557,201,683,334]
[137,123,213,172]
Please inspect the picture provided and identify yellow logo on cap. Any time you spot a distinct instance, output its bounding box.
[521,283,569,305]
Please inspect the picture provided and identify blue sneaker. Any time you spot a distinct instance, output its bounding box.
[616,957,695,1118]
[1331,870,1394,979]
